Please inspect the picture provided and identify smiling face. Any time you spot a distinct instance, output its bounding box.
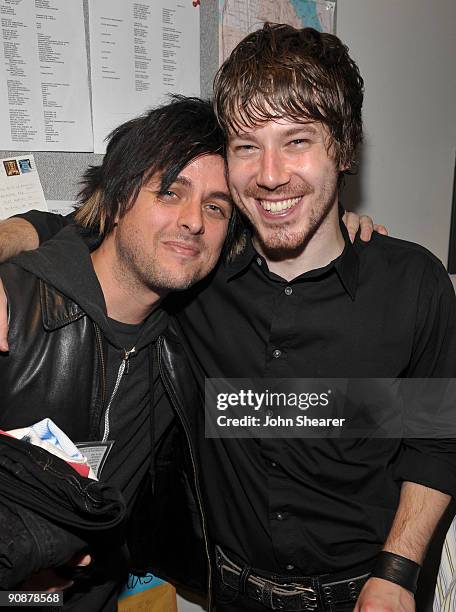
[114,153,232,295]
[227,118,343,256]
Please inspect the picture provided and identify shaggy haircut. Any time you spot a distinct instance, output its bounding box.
[75,95,240,254]
[213,24,364,171]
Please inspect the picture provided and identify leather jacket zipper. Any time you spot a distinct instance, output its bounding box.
[102,346,136,443]
[157,337,213,609]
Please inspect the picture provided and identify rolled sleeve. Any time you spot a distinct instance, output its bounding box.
[395,444,456,499]
[397,257,456,497]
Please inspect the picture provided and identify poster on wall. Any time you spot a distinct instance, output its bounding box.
[89,0,200,154]
[219,0,336,64]
[0,0,92,151]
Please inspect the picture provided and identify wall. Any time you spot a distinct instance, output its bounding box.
[338,0,456,281]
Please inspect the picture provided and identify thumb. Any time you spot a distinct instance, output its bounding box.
[71,553,92,567]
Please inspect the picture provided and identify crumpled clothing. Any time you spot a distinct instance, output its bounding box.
[0,498,87,589]
[0,433,126,589]
[6,418,96,479]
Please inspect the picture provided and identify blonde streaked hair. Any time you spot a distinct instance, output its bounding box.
[75,96,226,237]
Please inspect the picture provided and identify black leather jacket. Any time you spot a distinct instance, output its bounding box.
[0,261,212,604]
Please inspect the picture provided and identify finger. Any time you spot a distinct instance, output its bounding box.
[69,552,92,567]
[76,554,91,567]
[374,223,389,236]
[343,211,359,243]
[0,277,8,352]
[359,215,374,242]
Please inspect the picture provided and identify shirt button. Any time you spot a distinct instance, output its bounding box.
[256,257,262,266]
[271,461,278,468]
[276,512,284,521]
[273,349,282,359]
[286,564,295,571]
[284,286,293,295]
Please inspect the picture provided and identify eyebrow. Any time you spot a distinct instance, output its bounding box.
[283,125,318,137]
[171,176,192,188]
[206,191,233,206]
[171,176,233,206]
[232,124,318,139]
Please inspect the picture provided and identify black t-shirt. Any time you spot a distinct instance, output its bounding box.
[57,317,175,609]
[100,317,174,510]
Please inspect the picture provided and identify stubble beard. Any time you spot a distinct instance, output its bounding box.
[115,227,203,295]
[237,178,338,261]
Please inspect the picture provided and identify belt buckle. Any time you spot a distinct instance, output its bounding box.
[294,582,318,611]
[215,546,320,611]
[269,581,318,611]
[299,586,318,611]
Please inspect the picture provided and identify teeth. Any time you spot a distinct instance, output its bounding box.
[259,197,301,213]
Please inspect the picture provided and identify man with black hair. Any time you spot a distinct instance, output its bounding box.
[0,96,233,609]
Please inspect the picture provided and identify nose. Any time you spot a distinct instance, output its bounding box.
[178,198,205,235]
[255,148,290,190]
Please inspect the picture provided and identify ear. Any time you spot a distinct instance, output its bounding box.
[339,160,350,173]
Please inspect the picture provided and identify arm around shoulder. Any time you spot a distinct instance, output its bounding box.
[0,208,74,263]
[0,217,38,351]
[0,217,39,263]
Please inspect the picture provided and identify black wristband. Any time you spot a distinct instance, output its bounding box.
[371,551,421,594]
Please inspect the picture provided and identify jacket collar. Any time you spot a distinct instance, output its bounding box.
[39,281,86,331]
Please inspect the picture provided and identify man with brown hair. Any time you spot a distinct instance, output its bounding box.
[169,25,454,612]
[0,24,453,612]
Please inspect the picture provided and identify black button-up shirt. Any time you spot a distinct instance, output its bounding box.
[170,224,456,577]
[20,210,456,578]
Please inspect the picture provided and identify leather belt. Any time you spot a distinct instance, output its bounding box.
[215,546,370,611]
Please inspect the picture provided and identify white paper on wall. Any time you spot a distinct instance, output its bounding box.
[0,0,92,152]
[0,155,47,219]
[89,0,200,154]
[46,200,75,216]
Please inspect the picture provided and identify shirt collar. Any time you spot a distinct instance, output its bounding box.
[335,221,359,300]
[224,232,258,278]
[224,219,359,300]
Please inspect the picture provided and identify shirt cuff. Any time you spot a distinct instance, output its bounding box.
[394,446,456,499]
